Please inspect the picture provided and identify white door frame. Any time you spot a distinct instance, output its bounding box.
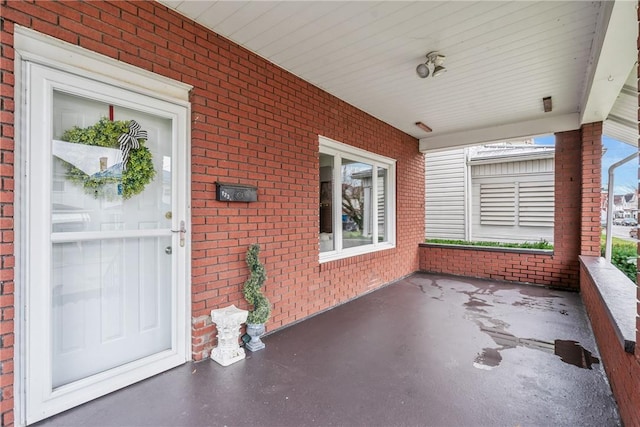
[14,27,192,425]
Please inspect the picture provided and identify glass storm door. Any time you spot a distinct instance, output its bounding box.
[25,64,189,424]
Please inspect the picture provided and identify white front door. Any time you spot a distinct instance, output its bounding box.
[24,63,190,424]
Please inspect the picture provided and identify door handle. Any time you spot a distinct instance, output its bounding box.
[171,220,186,247]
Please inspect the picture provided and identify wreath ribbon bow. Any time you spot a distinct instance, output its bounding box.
[118,120,148,170]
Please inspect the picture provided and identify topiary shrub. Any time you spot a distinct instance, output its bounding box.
[243,244,271,324]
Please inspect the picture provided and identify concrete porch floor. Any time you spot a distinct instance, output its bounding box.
[37,272,620,426]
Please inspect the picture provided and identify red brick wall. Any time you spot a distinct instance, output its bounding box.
[420,127,601,289]
[419,246,574,287]
[580,122,603,256]
[554,128,584,278]
[0,1,424,424]
[581,265,640,426]
[0,2,16,425]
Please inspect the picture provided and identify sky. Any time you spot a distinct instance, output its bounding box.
[534,134,638,195]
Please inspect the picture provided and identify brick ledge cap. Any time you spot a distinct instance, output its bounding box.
[580,255,636,354]
[420,243,553,256]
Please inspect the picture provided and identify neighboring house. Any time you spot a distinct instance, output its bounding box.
[614,192,638,219]
[603,191,639,221]
[424,148,467,240]
[426,141,555,244]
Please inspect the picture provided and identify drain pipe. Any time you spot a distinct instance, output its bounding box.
[604,152,637,261]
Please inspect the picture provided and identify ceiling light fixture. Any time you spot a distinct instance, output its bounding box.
[542,96,552,113]
[415,121,432,133]
[416,51,446,79]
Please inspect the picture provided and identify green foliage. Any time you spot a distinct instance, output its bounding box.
[425,239,553,250]
[61,117,156,200]
[243,244,271,324]
[600,238,637,283]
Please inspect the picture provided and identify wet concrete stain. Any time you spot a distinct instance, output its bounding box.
[427,278,601,371]
[461,289,494,312]
[472,320,600,370]
[512,296,557,311]
[464,297,493,310]
[408,277,442,299]
[474,347,502,369]
[554,340,600,369]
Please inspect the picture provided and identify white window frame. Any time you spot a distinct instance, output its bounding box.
[319,136,396,263]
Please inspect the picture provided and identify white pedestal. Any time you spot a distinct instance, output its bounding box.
[210,305,248,367]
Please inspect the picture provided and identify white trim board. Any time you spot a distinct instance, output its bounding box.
[13,26,192,104]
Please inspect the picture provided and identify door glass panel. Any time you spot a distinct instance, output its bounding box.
[51,91,172,233]
[50,90,174,388]
[341,159,373,249]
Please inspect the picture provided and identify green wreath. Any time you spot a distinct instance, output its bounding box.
[60,117,156,200]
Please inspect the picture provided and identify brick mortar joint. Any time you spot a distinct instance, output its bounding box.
[191,314,212,327]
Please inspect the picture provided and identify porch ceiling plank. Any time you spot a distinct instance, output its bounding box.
[221,2,311,48]
[603,70,639,147]
[195,1,249,30]
[212,2,281,40]
[604,121,639,147]
[251,2,352,58]
[283,2,418,74]
[268,2,393,65]
[159,0,635,148]
[169,1,214,21]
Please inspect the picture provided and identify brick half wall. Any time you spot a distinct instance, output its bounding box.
[419,245,573,287]
[581,262,640,426]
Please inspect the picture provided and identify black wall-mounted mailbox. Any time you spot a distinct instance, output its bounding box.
[215,182,258,202]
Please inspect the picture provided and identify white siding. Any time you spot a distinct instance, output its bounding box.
[479,183,516,226]
[518,181,555,227]
[471,158,554,177]
[425,149,466,240]
[471,157,554,244]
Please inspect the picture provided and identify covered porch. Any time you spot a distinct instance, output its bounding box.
[1,1,639,425]
[36,272,619,426]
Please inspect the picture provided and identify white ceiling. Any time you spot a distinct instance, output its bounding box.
[159,1,638,151]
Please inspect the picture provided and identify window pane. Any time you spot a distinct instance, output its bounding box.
[378,168,387,242]
[342,159,373,249]
[319,153,334,252]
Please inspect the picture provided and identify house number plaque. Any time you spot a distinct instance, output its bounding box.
[215,182,258,202]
